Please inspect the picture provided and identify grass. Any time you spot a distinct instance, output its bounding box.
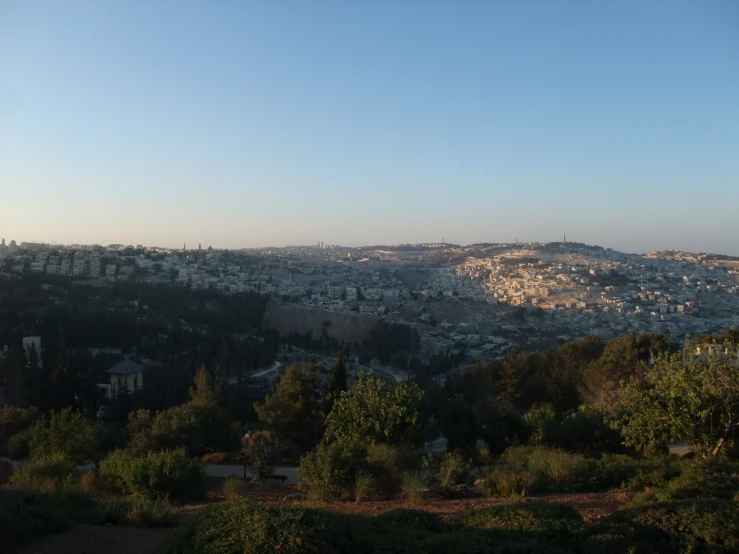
[223,476,249,501]
[94,498,177,528]
[400,472,424,504]
[353,471,373,503]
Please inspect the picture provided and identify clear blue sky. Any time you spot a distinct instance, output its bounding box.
[1,1,738,253]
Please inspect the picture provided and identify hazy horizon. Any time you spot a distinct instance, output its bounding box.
[2,1,738,255]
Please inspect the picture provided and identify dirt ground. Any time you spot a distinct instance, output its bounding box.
[20,479,630,554]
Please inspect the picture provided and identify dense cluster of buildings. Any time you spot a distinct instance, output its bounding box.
[2,239,738,358]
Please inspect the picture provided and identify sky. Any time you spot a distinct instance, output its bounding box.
[1,1,738,254]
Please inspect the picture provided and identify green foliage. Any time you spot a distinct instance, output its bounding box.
[365,443,421,494]
[95,499,130,525]
[189,363,221,405]
[612,349,739,456]
[298,440,368,501]
[6,430,31,459]
[94,498,177,528]
[128,401,237,457]
[482,466,533,498]
[376,509,448,533]
[166,499,585,554]
[555,405,624,453]
[400,471,425,504]
[243,431,283,483]
[353,471,374,502]
[223,476,248,500]
[253,364,320,452]
[595,498,739,552]
[100,448,205,503]
[128,498,178,528]
[28,407,101,466]
[0,405,38,456]
[524,405,557,445]
[437,452,465,489]
[10,453,75,489]
[325,372,424,450]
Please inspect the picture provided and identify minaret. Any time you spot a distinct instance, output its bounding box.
[183,242,186,252]
[563,234,566,244]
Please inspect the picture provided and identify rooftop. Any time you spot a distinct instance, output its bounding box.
[106,359,144,375]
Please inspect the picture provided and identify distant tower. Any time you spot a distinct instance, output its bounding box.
[442,238,445,245]
[1,238,4,246]
[563,234,566,244]
[198,243,202,251]
[183,242,186,252]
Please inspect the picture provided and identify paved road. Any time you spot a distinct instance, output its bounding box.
[206,465,300,484]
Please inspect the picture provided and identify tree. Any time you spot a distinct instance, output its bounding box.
[324,372,425,450]
[28,407,101,466]
[612,349,739,457]
[253,364,320,452]
[243,431,282,484]
[189,363,220,405]
[323,347,348,416]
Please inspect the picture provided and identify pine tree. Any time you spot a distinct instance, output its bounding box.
[189,363,220,405]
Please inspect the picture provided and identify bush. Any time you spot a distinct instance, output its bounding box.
[243,431,283,484]
[596,498,739,552]
[28,408,101,467]
[455,501,584,541]
[80,470,105,493]
[400,472,424,504]
[95,499,130,525]
[200,451,239,465]
[6,431,31,459]
[365,443,420,495]
[223,476,248,500]
[100,448,205,503]
[482,467,533,498]
[377,509,448,533]
[128,498,177,528]
[10,453,74,489]
[353,471,373,502]
[298,440,368,501]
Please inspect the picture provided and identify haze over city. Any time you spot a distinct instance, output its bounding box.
[1,1,738,254]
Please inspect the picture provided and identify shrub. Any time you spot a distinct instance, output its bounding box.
[377,509,448,533]
[80,470,105,493]
[100,448,205,503]
[526,447,590,492]
[525,405,557,446]
[243,431,283,484]
[128,498,177,528]
[29,408,101,466]
[353,471,373,502]
[599,498,739,551]
[400,472,424,504]
[168,500,416,554]
[7,431,31,459]
[95,499,130,525]
[455,501,584,541]
[223,476,248,500]
[365,443,420,495]
[482,467,533,498]
[298,440,368,501]
[437,452,464,489]
[10,453,74,489]
[556,405,624,453]
[200,451,238,465]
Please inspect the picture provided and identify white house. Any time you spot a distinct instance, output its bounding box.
[103,359,145,398]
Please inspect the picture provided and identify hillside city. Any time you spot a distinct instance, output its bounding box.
[2,236,738,362]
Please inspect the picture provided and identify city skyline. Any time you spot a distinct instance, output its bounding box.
[2,1,738,254]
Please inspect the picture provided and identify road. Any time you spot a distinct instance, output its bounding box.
[227,361,282,384]
[205,465,300,484]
